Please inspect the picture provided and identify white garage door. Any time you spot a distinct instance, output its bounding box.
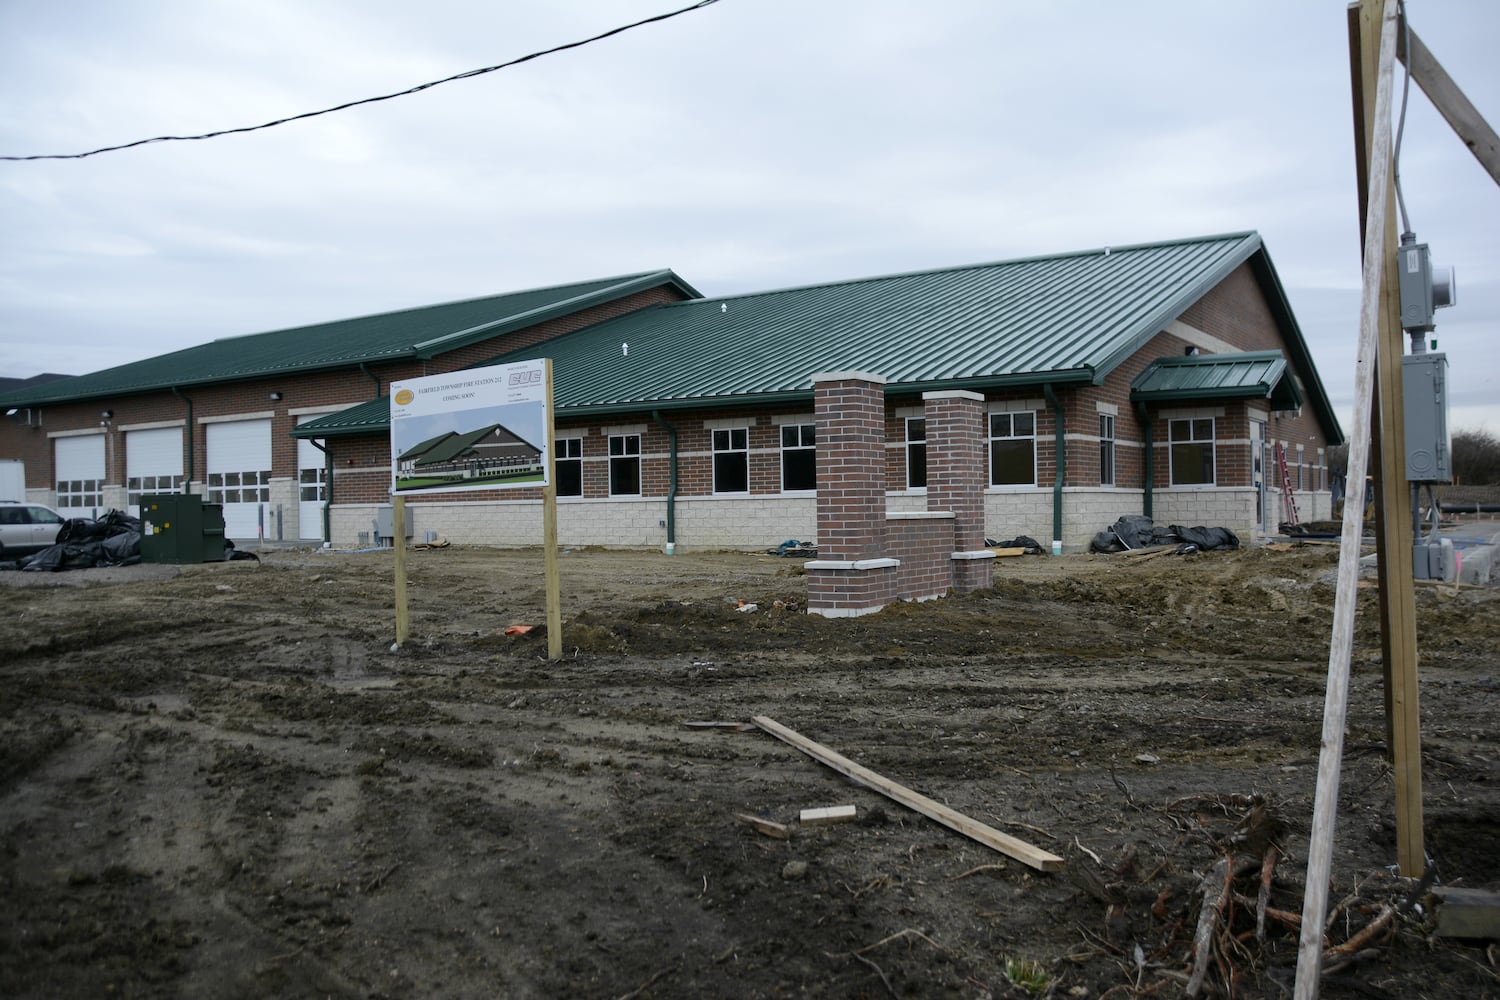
[206,420,271,541]
[55,435,105,516]
[126,427,184,516]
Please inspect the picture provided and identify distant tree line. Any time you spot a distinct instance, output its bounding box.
[1319,428,1498,485]
[1452,428,1500,485]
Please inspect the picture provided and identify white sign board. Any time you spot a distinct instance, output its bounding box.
[389,359,550,496]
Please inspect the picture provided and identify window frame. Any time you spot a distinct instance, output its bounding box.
[988,410,1037,486]
[1099,413,1116,487]
[1168,417,1216,486]
[554,436,583,497]
[608,433,642,497]
[712,427,750,495]
[779,423,816,493]
[905,417,927,490]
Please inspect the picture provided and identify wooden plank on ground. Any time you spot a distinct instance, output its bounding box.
[987,547,1026,557]
[1433,887,1500,939]
[751,715,1064,872]
[735,813,790,839]
[799,804,857,825]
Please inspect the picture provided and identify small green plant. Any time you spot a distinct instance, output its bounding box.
[1003,956,1050,996]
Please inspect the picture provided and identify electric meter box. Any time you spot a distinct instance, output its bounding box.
[1398,241,1436,331]
[139,494,227,563]
[1402,352,1451,482]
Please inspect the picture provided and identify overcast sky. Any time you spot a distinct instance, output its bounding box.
[2,0,1496,434]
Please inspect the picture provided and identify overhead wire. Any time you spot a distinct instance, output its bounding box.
[1,0,722,162]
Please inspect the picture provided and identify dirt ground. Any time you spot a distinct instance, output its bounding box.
[2,533,1498,999]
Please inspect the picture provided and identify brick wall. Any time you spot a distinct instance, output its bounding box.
[806,376,994,616]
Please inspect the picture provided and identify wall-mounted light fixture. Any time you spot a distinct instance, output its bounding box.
[269,392,283,401]
[100,409,113,419]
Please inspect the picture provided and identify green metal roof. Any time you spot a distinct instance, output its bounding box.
[294,232,1343,444]
[0,271,699,407]
[1130,351,1305,410]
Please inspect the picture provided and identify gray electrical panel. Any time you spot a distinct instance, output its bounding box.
[374,504,414,545]
[1398,241,1436,331]
[1402,352,1450,482]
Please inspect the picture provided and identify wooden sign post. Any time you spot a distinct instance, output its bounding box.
[541,359,562,660]
[393,494,409,646]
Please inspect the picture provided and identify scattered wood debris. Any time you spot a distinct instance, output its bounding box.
[1070,793,1429,996]
[751,715,1063,872]
[734,813,790,839]
[1433,887,1500,939]
[799,804,857,826]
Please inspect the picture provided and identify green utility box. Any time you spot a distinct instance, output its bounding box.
[139,494,227,564]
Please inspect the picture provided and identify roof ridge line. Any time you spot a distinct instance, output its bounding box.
[677,231,1260,307]
[210,270,677,344]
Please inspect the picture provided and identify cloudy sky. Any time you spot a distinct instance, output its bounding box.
[2,0,1496,433]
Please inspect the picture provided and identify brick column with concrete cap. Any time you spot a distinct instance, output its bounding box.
[806,371,899,617]
[924,389,995,592]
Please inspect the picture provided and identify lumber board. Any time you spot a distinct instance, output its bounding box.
[1298,4,1401,997]
[987,546,1026,557]
[799,804,857,825]
[751,715,1064,872]
[1433,887,1500,939]
[735,813,790,839]
[1402,27,1500,186]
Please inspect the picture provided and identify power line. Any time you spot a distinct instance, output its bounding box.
[2,0,722,162]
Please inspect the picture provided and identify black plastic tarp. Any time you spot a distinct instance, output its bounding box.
[1,510,142,572]
[1089,516,1239,554]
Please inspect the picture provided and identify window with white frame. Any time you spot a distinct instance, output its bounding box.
[1099,413,1116,486]
[712,427,749,493]
[780,423,816,492]
[555,437,583,497]
[905,417,927,489]
[1168,417,1215,485]
[129,474,185,509]
[56,479,103,510]
[608,433,641,496]
[989,410,1036,486]
[1296,445,1305,491]
[206,470,270,505]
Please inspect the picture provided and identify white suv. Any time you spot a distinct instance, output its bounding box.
[0,502,66,556]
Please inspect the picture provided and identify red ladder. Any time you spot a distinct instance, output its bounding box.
[1276,443,1300,526]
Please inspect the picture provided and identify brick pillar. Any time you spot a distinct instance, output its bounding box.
[806,371,899,617]
[924,389,994,592]
[813,372,888,562]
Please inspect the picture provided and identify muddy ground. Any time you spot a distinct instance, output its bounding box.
[2,534,1498,999]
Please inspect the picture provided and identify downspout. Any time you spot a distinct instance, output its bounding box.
[1043,384,1064,554]
[360,363,381,398]
[171,387,194,491]
[310,439,333,545]
[1135,401,1154,520]
[651,410,677,554]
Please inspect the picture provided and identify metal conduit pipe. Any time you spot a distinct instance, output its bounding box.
[1135,400,1154,520]
[651,410,678,553]
[170,387,194,490]
[1043,384,1064,553]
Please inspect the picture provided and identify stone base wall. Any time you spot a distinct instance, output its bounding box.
[329,495,816,551]
[1152,488,1257,539]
